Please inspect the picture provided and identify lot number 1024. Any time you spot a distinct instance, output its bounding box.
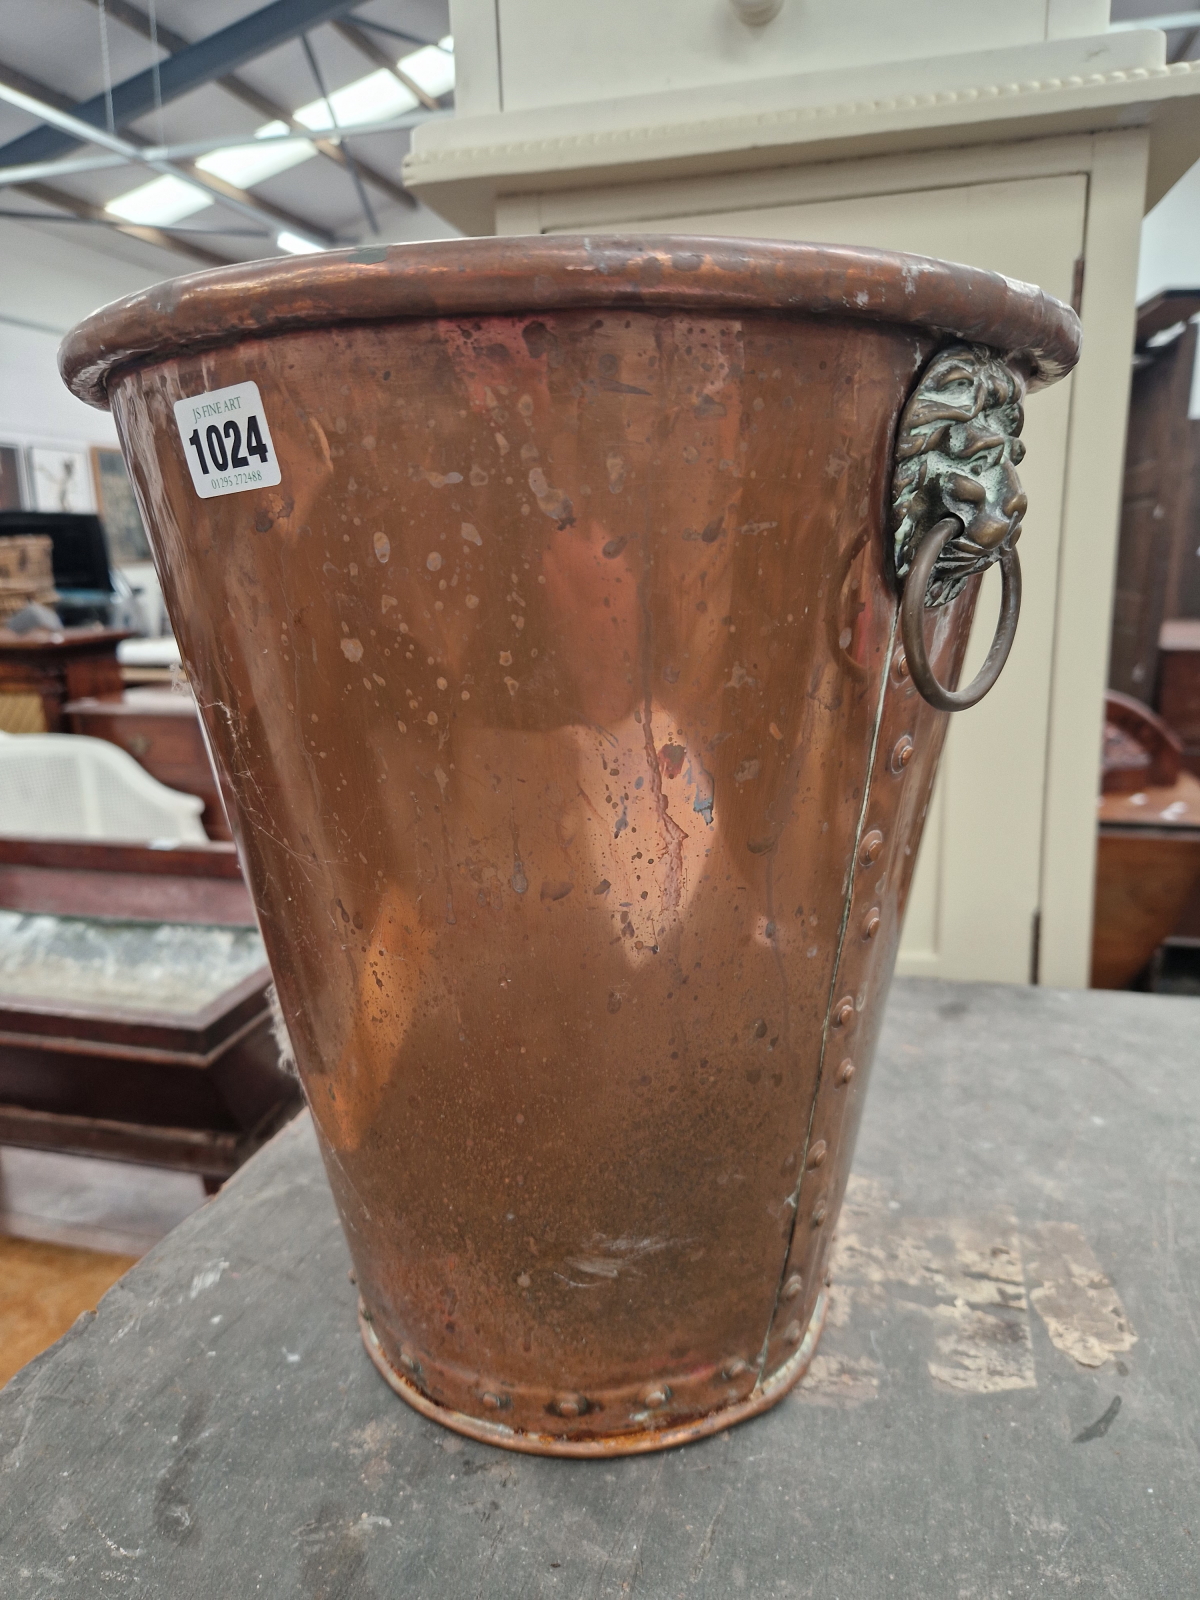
[187,415,270,476]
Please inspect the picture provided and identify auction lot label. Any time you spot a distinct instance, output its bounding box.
[174,381,281,498]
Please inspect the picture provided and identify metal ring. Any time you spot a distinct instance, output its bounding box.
[900,517,1022,713]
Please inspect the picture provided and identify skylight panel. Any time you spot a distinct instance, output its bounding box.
[399,44,456,101]
[196,122,316,189]
[277,230,323,255]
[102,40,457,228]
[105,173,212,226]
[293,68,417,132]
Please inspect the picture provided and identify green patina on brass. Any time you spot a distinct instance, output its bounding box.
[892,342,1028,607]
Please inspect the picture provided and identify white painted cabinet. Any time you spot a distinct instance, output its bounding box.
[549,172,1083,983]
[412,8,1200,984]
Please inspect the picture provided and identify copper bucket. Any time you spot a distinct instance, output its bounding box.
[61,238,1079,1455]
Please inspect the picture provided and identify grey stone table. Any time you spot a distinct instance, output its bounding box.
[2,979,1198,1598]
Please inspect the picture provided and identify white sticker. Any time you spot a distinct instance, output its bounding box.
[173,381,281,499]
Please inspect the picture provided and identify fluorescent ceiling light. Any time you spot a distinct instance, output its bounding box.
[102,41,456,224]
[399,45,456,101]
[294,68,417,132]
[277,230,323,254]
[196,122,315,188]
[105,173,212,225]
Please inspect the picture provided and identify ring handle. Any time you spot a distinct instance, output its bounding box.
[900,517,1022,713]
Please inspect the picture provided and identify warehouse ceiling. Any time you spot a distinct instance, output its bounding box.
[0,0,456,283]
[2,4,1198,294]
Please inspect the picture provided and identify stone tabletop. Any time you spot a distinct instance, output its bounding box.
[2,978,1198,1598]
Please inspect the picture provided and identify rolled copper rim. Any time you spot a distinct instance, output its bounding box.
[59,235,1080,411]
[358,1289,829,1458]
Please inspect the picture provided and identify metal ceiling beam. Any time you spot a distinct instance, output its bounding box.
[79,0,415,208]
[0,110,442,187]
[0,0,368,169]
[332,18,439,110]
[175,159,339,244]
[0,75,334,249]
[14,181,232,267]
[0,62,230,267]
[347,16,436,50]
[299,32,377,235]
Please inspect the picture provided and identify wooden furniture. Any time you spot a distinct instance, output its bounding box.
[65,688,232,841]
[0,534,55,622]
[1109,293,1200,700]
[4,978,1199,1592]
[0,837,253,926]
[0,836,297,1189]
[0,626,127,734]
[1158,618,1200,779]
[1091,692,1200,988]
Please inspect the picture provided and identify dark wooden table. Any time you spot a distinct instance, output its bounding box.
[0,627,128,733]
[0,837,296,1186]
[2,978,1197,1597]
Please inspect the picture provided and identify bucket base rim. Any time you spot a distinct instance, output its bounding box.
[357,1287,828,1457]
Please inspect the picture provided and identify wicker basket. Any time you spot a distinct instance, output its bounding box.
[0,535,57,621]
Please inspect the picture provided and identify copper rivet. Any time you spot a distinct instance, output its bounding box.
[837,1058,855,1085]
[812,1200,827,1225]
[640,1386,670,1407]
[555,1395,584,1418]
[891,735,914,772]
[860,829,884,866]
[832,995,855,1028]
[721,1358,750,1380]
[894,650,910,681]
[784,1320,802,1344]
[783,1273,804,1299]
[481,1392,501,1409]
[862,908,881,940]
[808,1139,827,1168]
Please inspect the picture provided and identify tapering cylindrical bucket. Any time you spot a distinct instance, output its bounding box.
[61,237,1078,1455]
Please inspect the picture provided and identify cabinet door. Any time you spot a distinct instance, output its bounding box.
[547,173,1087,981]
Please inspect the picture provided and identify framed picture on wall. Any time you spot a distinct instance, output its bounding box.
[0,444,23,509]
[91,446,151,565]
[29,445,95,514]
